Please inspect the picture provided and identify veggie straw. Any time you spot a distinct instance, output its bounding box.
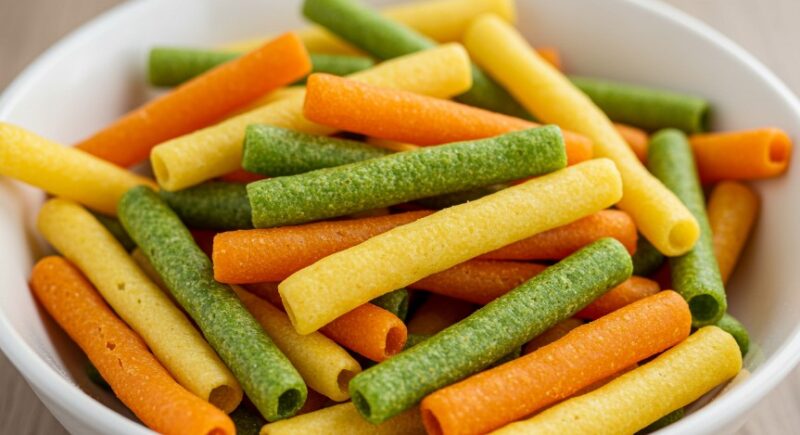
[159,181,252,230]
[464,14,699,257]
[631,237,665,276]
[690,128,793,183]
[261,403,424,435]
[77,33,311,167]
[575,276,661,319]
[371,289,410,321]
[492,326,741,435]
[279,159,622,334]
[37,198,242,412]
[242,125,389,176]
[213,211,431,283]
[569,76,710,133]
[349,238,632,423]
[716,313,750,356]
[247,126,566,227]
[150,43,472,191]
[648,129,727,326]
[232,286,361,401]
[303,0,530,118]
[118,187,306,421]
[0,123,154,215]
[149,48,373,87]
[707,181,759,283]
[303,73,592,165]
[480,209,637,260]
[419,291,690,435]
[30,257,235,435]
[245,282,408,362]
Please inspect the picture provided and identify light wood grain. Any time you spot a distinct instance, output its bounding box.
[0,0,799,434]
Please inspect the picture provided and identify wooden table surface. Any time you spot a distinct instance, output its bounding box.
[1,0,799,433]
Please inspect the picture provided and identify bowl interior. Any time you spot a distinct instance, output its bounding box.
[1,0,799,434]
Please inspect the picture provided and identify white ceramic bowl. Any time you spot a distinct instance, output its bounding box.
[1,0,799,433]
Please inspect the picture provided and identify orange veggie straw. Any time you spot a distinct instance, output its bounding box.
[575,276,661,319]
[30,257,234,435]
[614,123,649,162]
[480,210,637,260]
[76,33,311,167]
[406,294,476,335]
[419,291,691,435]
[522,318,584,355]
[213,210,431,283]
[707,181,760,283]
[303,73,593,165]
[690,128,793,183]
[245,282,407,362]
[535,47,562,71]
[410,261,547,305]
[219,168,266,183]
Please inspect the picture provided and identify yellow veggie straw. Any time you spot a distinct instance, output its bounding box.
[280,158,623,334]
[260,403,424,435]
[464,15,699,256]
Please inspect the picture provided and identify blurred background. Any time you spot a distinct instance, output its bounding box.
[0,0,798,434]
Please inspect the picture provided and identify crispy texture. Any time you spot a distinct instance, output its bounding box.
[707,181,759,283]
[30,257,234,435]
[260,403,424,435]
[214,211,431,283]
[690,128,792,183]
[37,199,241,412]
[279,159,622,334]
[303,73,592,165]
[648,129,727,326]
[420,291,691,435]
[150,43,472,190]
[233,287,361,401]
[159,181,252,230]
[0,123,154,215]
[481,210,637,260]
[247,126,566,227]
[464,15,699,256]
[349,238,632,423]
[613,123,649,162]
[575,276,660,319]
[492,326,742,435]
[522,318,584,355]
[245,282,407,362]
[77,33,310,167]
[118,187,306,421]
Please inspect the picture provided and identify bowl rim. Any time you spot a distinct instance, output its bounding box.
[2,0,800,433]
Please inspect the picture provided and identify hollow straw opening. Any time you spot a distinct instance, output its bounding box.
[688,294,720,322]
[151,154,170,187]
[421,407,445,435]
[384,325,408,359]
[667,220,699,255]
[352,390,372,420]
[766,131,791,166]
[337,369,358,395]
[277,388,303,417]
[208,385,240,414]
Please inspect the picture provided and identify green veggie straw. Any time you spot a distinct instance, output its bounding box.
[716,313,750,356]
[148,48,375,87]
[631,236,665,276]
[91,212,136,251]
[371,289,410,321]
[403,334,522,367]
[349,238,632,423]
[570,76,710,133]
[247,126,566,227]
[647,129,727,326]
[302,0,530,118]
[242,125,389,176]
[230,405,267,435]
[160,181,252,230]
[638,407,685,434]
[118,186,307,421]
